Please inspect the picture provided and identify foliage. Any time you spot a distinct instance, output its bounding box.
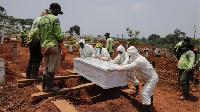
[69,25,80,35]
[65,40,76,45]
[138,37,147,44]
[0,5,34,29]
[126,27,140,44]
[0,6,7,24]
[69,37,76,41]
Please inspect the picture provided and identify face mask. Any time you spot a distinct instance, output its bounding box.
[119,54,122,57]
[96,48,100,52]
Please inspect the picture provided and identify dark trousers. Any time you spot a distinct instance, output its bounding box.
[26,41,43,78]
[179,69,192,97]
[21,36,26,46]
[28,41,43,63]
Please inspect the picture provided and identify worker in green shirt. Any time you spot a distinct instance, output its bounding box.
[178,42,195,100]
[173,37,194,60]
[105,32,114,58]
[37,3,66,92]
[20,26,26,47]
[25,9,48,79]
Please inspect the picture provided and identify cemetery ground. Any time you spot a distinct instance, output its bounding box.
[0,40,199,112]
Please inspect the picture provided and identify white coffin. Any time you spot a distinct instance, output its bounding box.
[73,57,127,89]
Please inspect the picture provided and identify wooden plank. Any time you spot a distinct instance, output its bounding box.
[31,82,96,100]
[51,100,77,112]
[66,70,77,74]
[18,75,81,83]
[21,73,26,77]
[35,83,43,91]
[18,78,41,83]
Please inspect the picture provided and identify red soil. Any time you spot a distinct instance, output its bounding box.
[0,40,199,112]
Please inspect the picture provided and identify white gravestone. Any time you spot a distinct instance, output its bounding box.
[0,58,5,85]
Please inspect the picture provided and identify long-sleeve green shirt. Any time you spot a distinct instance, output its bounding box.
[28,17,41,42]
[106,38,113,53]
[178,50,195,70]
[20,29,26,36]
[37,13,63,47]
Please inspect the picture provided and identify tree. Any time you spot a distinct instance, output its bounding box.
[126,27,134,38]
[0,6,34,29]
[69,25,80,35]
[138,37,147,44]
[135,30,140,38]
[147,34,160,42]
[126,27,140,45]
[0,6,8,24]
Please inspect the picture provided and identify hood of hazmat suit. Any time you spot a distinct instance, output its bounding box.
[110,45,128,64]
[127,46,139,62]
[117,45,125,53]
[79,39,94,58]
[79,39,85,45]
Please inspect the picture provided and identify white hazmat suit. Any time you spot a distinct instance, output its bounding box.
[79,39,95,58]
[110,45,128,64]
[109,46,158,105]
[92,47,111,61]
[110,45,139,86]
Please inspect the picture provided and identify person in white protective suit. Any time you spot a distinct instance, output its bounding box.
[110,45,140,94]
[92,43,111,61]
[107,46,159,112]
[79,39,95,58]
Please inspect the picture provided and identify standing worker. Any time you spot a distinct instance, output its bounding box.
[20,26,26,47]
[105,33,114,58]
[107,46,159,112]
[37,3,66,92]
[110,45,140,95]
[178,42,195,100]
[78,39,95,58]
[25,9,48,79]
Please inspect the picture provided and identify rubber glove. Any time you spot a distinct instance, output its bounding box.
[60,42,67,57]
[101,57,108,61]
[107,67,117,73]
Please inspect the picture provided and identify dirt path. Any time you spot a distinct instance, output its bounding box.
[0,41,199,112]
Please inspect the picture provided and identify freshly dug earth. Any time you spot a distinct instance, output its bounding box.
[0,40,199,112]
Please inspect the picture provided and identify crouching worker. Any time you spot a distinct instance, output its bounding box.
[107,46,158,112]
[110,45,140,94]
[79,39,95,58]
[92,43,111,61]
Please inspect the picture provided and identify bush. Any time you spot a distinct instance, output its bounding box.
[70,37,76,41]
[65,41,76,45]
